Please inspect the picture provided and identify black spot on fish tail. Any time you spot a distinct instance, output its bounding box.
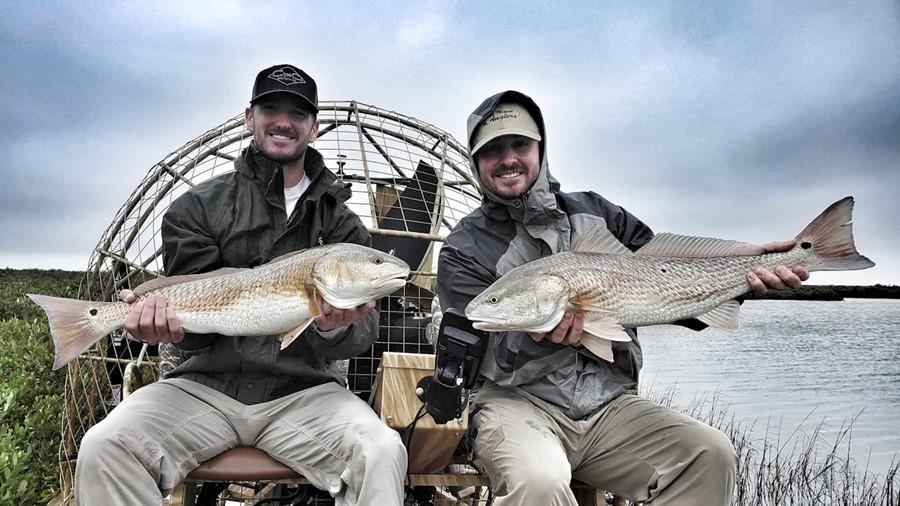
[89,308,98,316]
[801,242,812,250]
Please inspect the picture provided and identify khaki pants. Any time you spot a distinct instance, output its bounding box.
[470,383,735,505]
[76,379,407,506]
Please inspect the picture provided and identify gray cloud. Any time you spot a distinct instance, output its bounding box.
[1,0,897,286]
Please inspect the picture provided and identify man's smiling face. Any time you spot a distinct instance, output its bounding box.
[245,94,319,164]
[475,135,540,199]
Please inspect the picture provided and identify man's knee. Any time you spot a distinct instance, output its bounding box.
[491,454,572,499]
[354,419,407,462]
[78,422,121,465]
[690,424,736,472]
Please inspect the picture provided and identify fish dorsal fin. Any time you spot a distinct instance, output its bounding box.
[635,233,764,258]
[572,224,632,255]
[269,248,311,264]
[279,318,315,350]
[132,268,245,296]
[582,314,633,342]
[695,300,741,330]
[580,335,614,362]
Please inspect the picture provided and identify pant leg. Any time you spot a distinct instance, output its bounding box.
[76,379,240,506]
[251,382,407,506]
[572,393,736,505]
[469,383,579,506]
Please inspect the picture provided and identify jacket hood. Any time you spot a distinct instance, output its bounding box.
[467,90,563,224]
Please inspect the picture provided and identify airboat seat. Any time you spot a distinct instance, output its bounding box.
[185,447,305,482]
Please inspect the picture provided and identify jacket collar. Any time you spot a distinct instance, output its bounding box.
[236,143,352,204]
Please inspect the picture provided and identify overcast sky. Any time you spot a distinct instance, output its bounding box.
[2,0,898,285]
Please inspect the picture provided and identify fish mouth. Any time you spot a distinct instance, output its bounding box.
[468,316,518,332]
[372,271,410,292]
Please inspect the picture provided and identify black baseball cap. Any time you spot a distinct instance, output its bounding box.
[250,64,318,113]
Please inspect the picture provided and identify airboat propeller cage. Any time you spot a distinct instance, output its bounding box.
[59,101,483,498]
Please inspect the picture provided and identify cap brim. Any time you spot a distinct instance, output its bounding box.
[250,90,318,113]
[471,129,542,156]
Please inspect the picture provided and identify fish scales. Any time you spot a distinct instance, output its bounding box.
[465,197,875,361]
[538,248,810,327]
[28,243,410,369]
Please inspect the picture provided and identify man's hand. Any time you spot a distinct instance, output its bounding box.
[314,294,375,332]
[529,311,584,347]
[121,291,185,345]
[746,240,810,295]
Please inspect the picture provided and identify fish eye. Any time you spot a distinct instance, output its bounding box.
[488,296,499,304]
[372,256,384,265]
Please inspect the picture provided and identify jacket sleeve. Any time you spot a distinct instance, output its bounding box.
[591,193,655,252]
[437,240,496,315]
[160,192,221,350]
[303,201,379,359]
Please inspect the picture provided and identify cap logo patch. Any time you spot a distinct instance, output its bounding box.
[268,67,306,86]
[485,107,519,125]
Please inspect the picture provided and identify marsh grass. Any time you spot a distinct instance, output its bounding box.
[644,385,899,505]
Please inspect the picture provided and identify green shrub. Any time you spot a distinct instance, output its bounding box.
[0,272,74,505]
[0,269,83,322]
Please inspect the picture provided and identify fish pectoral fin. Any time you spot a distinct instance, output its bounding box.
[695,300,741,331]
[305,285,322,317]
[280,319,315,350]
[573,301,616,313]
[582,316,633,342]
[580,334,614,362]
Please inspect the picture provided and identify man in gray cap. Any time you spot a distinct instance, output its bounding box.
[75,64,407,505]
[437,90,807,505]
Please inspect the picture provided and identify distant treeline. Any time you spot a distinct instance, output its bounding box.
[744,284,900,301]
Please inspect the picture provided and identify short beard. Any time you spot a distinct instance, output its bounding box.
[260,144,308,165]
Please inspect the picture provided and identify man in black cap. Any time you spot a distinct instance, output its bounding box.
[75,64,408,505]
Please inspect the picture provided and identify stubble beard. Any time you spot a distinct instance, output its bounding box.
[257,134,309,165]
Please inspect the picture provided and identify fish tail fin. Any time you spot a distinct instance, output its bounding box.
[26,294,122,370]
[795,197,875,272]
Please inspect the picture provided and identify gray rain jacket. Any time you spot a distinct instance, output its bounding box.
[161,144,378,404]
[438,91,655,419]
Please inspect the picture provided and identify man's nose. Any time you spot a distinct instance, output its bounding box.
[273,111,292,125]
[499,147,517,165]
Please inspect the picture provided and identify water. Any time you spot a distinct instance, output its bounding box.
[639,298,900,475]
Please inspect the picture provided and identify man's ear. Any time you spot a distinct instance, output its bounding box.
[244,106,254,131]
[309,119,320,143]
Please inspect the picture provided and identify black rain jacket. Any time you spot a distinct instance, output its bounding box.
[161,144,377,404]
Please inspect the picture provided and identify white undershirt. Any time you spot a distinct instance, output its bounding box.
[284,173,311,218]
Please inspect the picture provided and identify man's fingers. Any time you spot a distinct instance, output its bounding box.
[761,240,797,253]
[550,313,573,344]
[154,295,168,334]
[792,265,810,282]
[166,307,184,343]
[565,312,585,346]
[775,265,803,289]
[747,271,767,295]
[530,332,546,342]
[119,289,136,303]
[124,300,143,336]
[138,295,159,342]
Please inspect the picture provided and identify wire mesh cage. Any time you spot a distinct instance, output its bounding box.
[57,101,484,501]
